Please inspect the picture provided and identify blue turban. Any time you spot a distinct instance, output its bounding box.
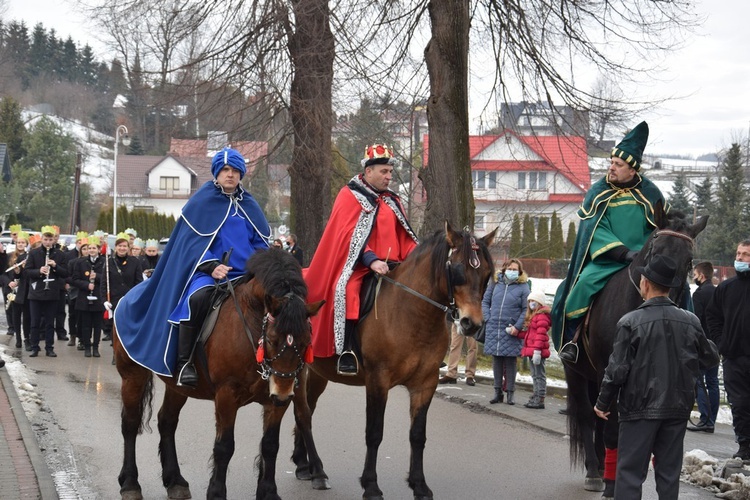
[211,147,247,179]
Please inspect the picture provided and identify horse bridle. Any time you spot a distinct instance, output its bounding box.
[377,235,482,323]
[226,279,309,382]
[626,229,695,293]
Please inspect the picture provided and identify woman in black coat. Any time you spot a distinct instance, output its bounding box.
[4,233,31,349]
[101,235,143,342]
[71,238,105,357]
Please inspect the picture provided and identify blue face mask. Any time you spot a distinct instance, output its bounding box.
[735,261,750,273]
[505,270,519,281]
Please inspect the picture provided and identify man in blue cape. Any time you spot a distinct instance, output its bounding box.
[114,147,271,386]
[551,122,667,363]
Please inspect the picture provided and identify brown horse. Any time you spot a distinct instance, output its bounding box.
[292,223,497,499]
[114,249,327,500]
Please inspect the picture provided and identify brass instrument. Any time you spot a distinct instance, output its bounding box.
[43,247,54,290]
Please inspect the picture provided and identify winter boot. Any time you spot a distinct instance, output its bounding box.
[490,388,504,404]
[92,346,100,358]
[558,341,579,363]
[176,324,200,387]
[527,396,545,409]
[524,394,539,408]
[337,320,359,376]
[84,346,92,357]
[506,391,515,405]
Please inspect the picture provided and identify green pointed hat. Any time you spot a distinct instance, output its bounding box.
[611,121,649,171]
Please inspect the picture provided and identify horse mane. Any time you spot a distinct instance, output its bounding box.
[407,229,494,282]
[245,249,308,335]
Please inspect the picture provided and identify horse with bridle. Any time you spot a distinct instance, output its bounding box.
[114,249,328,500]
[292,223,497,499]
[564,204,708,497]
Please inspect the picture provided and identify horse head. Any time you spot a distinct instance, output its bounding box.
[247,250,324,405]
[443,221,497,336]
[644,203,709,305]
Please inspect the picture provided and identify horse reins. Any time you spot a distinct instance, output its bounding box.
[375,235,482,323]
[626,229,695,294]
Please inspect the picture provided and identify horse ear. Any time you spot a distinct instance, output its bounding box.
[654,200,668,229]
[689,215,709,238]
[306,300,325,317]
[481,227,498,248]
[444,221,462,248]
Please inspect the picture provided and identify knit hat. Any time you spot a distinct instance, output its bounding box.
[528,290,548,307]
[611,121,649,171]
[361,144,396,169]
[211,147,247,179]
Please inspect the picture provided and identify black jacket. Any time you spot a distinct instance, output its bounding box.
[106,254,143,305]
[596,296,719,422]
[692,280,716,338]
[71,256,105,312]
[706,271,750,359]
[4,251,29,305]
[25,245,70,301]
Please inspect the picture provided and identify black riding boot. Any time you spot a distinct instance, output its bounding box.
[176,324,200,387]
[337,320,359,376]
[558,318,582,363]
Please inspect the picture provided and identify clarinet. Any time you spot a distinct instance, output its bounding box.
[43,247,52,290]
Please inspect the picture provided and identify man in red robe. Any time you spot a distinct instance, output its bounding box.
[305,144,419,374]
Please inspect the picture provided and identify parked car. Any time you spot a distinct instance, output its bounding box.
[158,238,169,255]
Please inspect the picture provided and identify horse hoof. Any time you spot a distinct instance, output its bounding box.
[295,468,312,480]
[312,477,331,490]
[584,478,605,492]
[167,484,192,499]
[121,491,144,500]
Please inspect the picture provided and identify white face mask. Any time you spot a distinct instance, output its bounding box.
[528,301,537,310]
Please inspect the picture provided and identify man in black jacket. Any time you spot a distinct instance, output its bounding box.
[25,226,71,357]
[706,239,750,461]
[688,261,719,433]
[594,254,719,500]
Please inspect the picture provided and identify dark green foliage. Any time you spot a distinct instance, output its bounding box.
[521,214,536,257]
[694,176,712,212]
[549,211,564,259]
[96,206,176,239]
[127,136,145,155]
[565,221,577,258]
[0,97,27,162]
[536,216,550,258]
[699,144,749,263]
[669,172,692,214]
[509,213,522,256]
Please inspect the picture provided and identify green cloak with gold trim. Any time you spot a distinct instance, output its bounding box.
[550,173,667,349]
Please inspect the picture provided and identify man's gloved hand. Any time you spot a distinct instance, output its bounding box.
[625,250,638,263]
[104,301,113,313]
[532,350,541,365]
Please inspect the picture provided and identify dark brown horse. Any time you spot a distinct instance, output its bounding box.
[114,249,327,500]
[564,204,708,498]
[292,223,497,499]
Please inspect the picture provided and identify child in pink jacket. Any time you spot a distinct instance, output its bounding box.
[520,290,551,409]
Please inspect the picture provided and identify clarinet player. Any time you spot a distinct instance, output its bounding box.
[25,226,70,357]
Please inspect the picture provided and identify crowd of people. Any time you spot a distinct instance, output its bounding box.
[0,225,159,358]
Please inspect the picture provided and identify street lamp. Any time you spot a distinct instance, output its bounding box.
[113,125,131,236]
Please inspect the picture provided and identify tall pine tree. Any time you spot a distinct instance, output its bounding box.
[536,215,550,258]
[669,172,692,214]
[565,221,577,259]
[521,214,536,257]
[549,211,564,259]
[509,213,522,257]
[701,144,749,263]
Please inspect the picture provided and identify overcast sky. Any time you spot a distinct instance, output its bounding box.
[6,0,749,158]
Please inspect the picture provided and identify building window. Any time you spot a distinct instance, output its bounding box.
[475,214,485,230]
[488,172,497,189]
[160,177,180,191]
[518,172,547,190]
[473,170,497,189]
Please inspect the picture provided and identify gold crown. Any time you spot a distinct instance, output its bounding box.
[363,144,394,161]
[41,225,55,235]
[9,224,22,233]
[88,235,101,246]
[115,232,130,242]
[76,231,89,240]
[16,231,30,241]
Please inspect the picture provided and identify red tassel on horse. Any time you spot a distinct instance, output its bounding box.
[304,346,314,364]
[256,343,265,364]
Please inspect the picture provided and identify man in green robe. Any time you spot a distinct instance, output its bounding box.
[552,122,668,363]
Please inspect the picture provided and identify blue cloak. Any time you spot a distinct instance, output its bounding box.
[114,181,271,375]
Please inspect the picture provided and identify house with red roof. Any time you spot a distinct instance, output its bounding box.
[113,138,268,218]
[422,130,590,243]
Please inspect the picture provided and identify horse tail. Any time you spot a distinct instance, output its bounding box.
[564,370,597,470]
[137,374,155,435]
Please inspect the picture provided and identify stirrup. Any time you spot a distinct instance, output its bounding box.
[176,363,198,387]
[336,350,359,376]
[559,341,579,363]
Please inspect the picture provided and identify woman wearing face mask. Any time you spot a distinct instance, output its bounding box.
[481,258,530,405]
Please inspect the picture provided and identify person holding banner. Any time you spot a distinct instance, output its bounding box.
[101,233,143,342]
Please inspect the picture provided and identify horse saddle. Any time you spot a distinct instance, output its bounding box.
[197,275,252,345]
[358,262,401,321]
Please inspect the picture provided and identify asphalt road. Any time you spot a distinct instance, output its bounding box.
[1,330,719,500]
